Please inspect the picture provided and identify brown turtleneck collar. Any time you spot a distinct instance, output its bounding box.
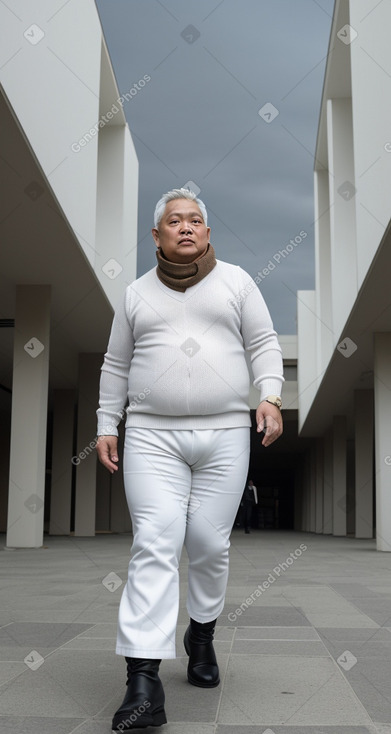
[155,243,217,292]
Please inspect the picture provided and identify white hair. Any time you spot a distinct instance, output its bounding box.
[153,188,208,228]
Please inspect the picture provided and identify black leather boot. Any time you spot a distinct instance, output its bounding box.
[183,618,220,688]
[111,657,167,731]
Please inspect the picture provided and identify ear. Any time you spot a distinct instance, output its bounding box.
[206,226,211,241]
[151,228,160,247]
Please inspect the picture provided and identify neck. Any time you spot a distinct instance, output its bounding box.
[155,242,217,292]
[160,245,209,265]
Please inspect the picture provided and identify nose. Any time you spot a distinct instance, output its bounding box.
[180,221,193,233]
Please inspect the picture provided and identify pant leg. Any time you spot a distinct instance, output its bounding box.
[184,427,250,622]
[116,427,191,659]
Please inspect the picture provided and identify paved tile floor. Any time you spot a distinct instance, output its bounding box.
[0,529,391,733]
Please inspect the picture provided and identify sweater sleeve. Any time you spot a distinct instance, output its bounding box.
[96,287,134,436]
[237,267,284,401]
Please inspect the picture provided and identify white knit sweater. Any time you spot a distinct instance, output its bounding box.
[96,259,284,434]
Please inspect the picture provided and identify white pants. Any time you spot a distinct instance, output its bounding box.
[116,426,250,658]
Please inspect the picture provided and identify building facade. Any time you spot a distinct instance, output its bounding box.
[0,0,138,547]
[0,1,326,548]
[297,0,391,550]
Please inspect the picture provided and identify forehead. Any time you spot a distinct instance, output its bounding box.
[163,199,203,219]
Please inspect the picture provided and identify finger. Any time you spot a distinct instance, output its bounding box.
[260,416,281,446]
[262,424,283,446]
[104,457,119,473]
[96,440,119,473]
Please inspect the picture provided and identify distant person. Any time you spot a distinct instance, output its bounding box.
[96,187,284,731]
[242,478,258,533]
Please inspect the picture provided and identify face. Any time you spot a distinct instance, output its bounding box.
[152,199,211,263]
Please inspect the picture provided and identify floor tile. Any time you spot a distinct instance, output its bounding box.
[0,717,84,734]
[0,623,93,648]
[230,639,328,656]
[216,727,373,733]
[222,606,310,627]
[1,530,390,731]
[218,655,372,726]
[234,627,320,640]
[341,659,391,722]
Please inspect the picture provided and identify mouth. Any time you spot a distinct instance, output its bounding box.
[178,239,195,245]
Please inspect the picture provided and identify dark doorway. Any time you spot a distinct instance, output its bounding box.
[244,409,313,530]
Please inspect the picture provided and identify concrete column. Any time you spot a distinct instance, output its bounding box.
[95,411,129,532]
[95,459,112,532]
[0,388,12,533]
[49,389,75,535]
[346,439,355,536]
[294,457,303,531]
[314,170,333,375]
[332,415,347,536]
[74,353,103,536]
[327,97,357,341]
[315,438,324,533]
[307,457,311,532]
[323,428,333,534]
[309,444,316,533]
[110,422,131,533]
[303,455,310,531]
[6,285,51,548]
[374,333,391,551]
[354,390,374,538]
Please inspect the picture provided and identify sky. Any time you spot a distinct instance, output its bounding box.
[95,0,335,334]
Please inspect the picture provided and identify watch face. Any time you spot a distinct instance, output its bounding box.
[267,396,282,408]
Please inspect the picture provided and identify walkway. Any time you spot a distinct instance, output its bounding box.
[0,530,390,733]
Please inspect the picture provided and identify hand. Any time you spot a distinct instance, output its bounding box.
[96,435,119,474]
[256,401,283,447]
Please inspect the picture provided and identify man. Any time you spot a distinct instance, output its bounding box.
[242,478,258,533]
[96,188,284,731]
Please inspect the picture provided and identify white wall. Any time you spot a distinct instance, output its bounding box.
[95,124,138,303]
[0,0,137,307]
[247,334,298,410]
[297,0,391,429]
[314,170,333,377]
[326,97,357,342]
[350,0,391,285]
[297,291,318,431]
[0,1,102,265]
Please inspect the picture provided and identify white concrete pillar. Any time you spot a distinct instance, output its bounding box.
[309,444,316,533]
[74,353,103,536]
[323,429,333,534]
[327,97,357,341]
[303,455,310,531]
[95,423,130,532]
[110,422,131,533]
[354,390,374,538]
[315,438,324,533]
[294,458,303,531]
[0,389,12,533]
[332,415,347,536]
[49,389,75,535]
[314,170,333,376]
[95,459,112,532]
[6,285,51,548]
[374,333,391,551]
[346,439,355,536]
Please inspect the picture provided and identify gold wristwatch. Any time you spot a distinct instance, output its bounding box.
[264,395,282,410]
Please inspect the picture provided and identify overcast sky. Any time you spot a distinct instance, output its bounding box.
[95,0,335,334]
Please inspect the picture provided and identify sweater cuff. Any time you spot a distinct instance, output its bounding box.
[257,378,284,403]
[96,421,119,437]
